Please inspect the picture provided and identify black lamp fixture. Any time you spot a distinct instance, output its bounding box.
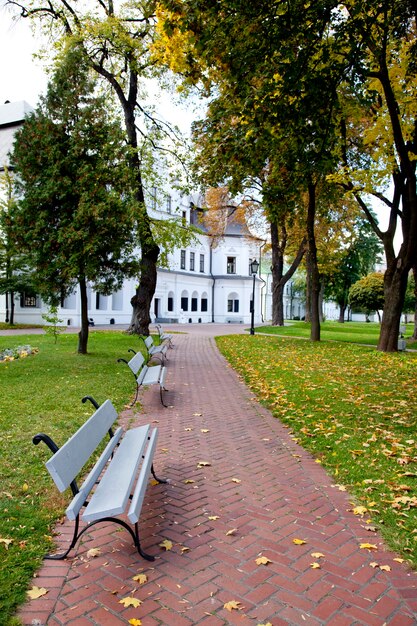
[250,259,259,335]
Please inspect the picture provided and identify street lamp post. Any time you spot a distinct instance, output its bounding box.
[250,259,259,335]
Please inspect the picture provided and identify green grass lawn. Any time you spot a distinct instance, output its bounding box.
[258,320,417,349]
[216,333,417,571]
[0,330,143,626]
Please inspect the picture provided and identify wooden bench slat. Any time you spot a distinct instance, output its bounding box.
[66,426,124,521]
[46,400,118,492]
[82,424,150,523]
[128,428,158,524]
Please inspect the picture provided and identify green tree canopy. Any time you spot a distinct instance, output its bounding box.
[349,272,385,320]
[9,45,140,353]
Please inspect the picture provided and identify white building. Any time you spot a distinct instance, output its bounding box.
[0,100,265,327]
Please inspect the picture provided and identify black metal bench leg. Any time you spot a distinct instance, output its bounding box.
[134,522,155,561]
[45,514,80,560]
[151,463,168,484]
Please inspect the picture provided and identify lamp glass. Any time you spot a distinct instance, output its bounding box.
[250,259,259,275]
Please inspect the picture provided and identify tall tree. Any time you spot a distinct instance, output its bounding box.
[9,45,140,353]
[8,0,177,335]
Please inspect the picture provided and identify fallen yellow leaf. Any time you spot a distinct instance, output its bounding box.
[208,515,220,520]
[394,557,405,563]
[128,619,142,626]
[292,538,306,545]
[27,586,48,600]
[360,543,378,550]
[231,478,241,483]
[311,552,325,559]
[197,461,211,468]
[193,413,202,416]
[224,600,242,611]
[226,528,238,536]
[256,623,273,626]
[86,548,101,558]
[201,429,210,433]
[352,506,368,516]
[180,546,190,553]
[310,562,321,569]
[0,538,12,549]
[184,479,195,484]
[159,539,173,551]
[370,561,379,568]
[255,556,272,566]
[379,564,391,572]
[184,428,193,431]
[132,573,147,584]
[119,596,142,608]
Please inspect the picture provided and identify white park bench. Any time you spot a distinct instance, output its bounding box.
[118,349,168,406]
[33,397,166,561]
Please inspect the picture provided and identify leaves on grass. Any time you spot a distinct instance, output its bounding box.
[119,596,142,608]
[0,537,12,549]
[27,586,48,600]
[159,539,173,551]
[224,600,243,611]
[352,505,368,516]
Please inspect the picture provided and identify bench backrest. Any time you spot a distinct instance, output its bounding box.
[128,351,145,376]
[144,336,154,350]
[45,399,118,493]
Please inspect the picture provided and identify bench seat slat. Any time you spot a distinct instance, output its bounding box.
[46,400,118,492]
[82,424,150,523]
[128,428,158,524]
[66,426,124,521]
[137,364,164,386]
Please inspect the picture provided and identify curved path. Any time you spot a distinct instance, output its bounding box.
[17,324,417,625]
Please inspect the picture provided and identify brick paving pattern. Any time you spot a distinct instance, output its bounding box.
[18,327,417,625]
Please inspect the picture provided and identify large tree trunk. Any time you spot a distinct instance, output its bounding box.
[338,302,347,323]
[270,219,306,326]
[111,73,160,336]
[78,276,89,354]
[307,181,320,341]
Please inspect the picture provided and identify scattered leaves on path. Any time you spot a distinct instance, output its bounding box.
[224,600,243,611]
[119,596,142,608]
[159,539,173,551]
[132,573,147,584]
[27,586,48,600]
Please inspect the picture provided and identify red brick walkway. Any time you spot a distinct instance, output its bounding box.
[18,328,417,625]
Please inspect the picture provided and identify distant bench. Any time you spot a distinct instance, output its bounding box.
[141,335,169,364]
[33,396,166,561]
[118,349,168,407]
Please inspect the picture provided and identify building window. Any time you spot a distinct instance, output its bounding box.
[181,296,189,311]
[191,297,198,311]
[180,250,186,269]
[200,254,205,273]
[227,256,236,274]
[166,195,172,213]
[201,298,208,312]
[167,296,174,312]
[182,210,187,224]
[190,252,195,271]
[228,299,239,313]
[20,292,38,308]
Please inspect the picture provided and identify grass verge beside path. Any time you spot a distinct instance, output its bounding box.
[0,330,141,626]
[259,320,417,350]
[216,334,417,569]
